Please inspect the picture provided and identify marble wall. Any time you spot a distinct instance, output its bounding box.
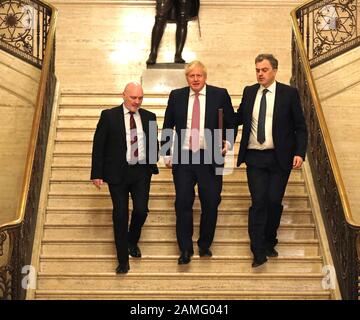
[0,51,40,224]
[47,0,303,94]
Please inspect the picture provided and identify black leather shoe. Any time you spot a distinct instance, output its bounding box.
[199,248,212,257]
[252,256,268,268]
[128,245,142,258]
[178,251,192,265]
[116,262,130,274]
[266,247,278,257]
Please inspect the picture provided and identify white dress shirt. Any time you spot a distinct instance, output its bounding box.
[248,81,276,150]
[123,105,145,163]
[183,85,207,150]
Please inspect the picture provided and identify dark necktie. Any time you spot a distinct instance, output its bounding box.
[257,88,269,144]
[129,112,138,164]
[189,93,200,152]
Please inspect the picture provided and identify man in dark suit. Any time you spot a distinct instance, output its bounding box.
[236,54,307,267]
[146,0,200,64]
[161,60,236,265]
[91,82,159,274]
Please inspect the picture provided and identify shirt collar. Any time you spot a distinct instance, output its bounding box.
[190,84,207,96]
[260,81,276,94]
[123,104,139,115]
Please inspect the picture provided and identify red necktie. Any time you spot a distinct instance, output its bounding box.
[189,93,200,152]
[129,112,138,163]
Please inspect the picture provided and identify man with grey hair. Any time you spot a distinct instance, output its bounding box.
[236,54,307,267]
[91,82,159,274]
[161,60,236,265]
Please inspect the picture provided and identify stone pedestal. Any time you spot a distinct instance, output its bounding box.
[141,63,187,94]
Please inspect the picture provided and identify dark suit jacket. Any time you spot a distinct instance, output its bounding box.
[236,82,307,170]
[161,84,236,169]
[91,105,159,184]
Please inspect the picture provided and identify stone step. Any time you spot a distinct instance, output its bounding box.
[59,94,242,108]
[34,289,330,300]
[55,127,243,142]
[38,256,324,274]
[60,92,242,112]
[53,140,241,154]
[57,116,164,130]
[46,193,310,210]
[51,154,244,170]
[56,116,241,134]
[49,180,307,196]
[59,107,165,117]
[42,224,316,241]
[40,240,320,257]
[45,210,314,226]
[50,166,304,182]
[59,94,170,107]
[36,272,325,292]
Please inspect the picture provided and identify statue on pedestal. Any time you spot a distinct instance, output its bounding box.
[146,0,200,65]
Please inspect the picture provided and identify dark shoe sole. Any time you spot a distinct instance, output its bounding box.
[252,258,268,268]
[266,249,279,258]
[178,258,191,265]
[128,246,142,258]
[116,263,130,274]
[199,249,213,257]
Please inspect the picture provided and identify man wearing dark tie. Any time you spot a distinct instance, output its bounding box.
[236,54,307,267]
[91,82,159,274]
[161,60,236,265]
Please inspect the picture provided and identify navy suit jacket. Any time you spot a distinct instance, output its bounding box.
[161,84,236,170]
[91,105,159,184]
[236,82,307,170]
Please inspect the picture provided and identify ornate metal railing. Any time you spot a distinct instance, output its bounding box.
[0,0,52,68]
[0,0,57,300]
[291,1,360,300]
[296,0,360,67]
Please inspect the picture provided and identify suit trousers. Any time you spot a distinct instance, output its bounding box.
[108,164,152,264]
[245,149,291,257]
[172,150,223,254]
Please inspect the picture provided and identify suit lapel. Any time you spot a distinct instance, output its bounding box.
[118,104,127,146]
[272,81,281,131]
[205,85,212,129]
[139,108,149,136]
[247,84,259,119]
[181,87,190,129]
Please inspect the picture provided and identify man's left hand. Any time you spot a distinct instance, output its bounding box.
[222,140,231,156]
[293,156,303,169]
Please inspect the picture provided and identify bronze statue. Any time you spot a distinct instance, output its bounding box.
[146,0,200,65]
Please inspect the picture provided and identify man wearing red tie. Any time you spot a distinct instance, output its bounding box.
[161,61,236,264]
[91,82,159,274]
